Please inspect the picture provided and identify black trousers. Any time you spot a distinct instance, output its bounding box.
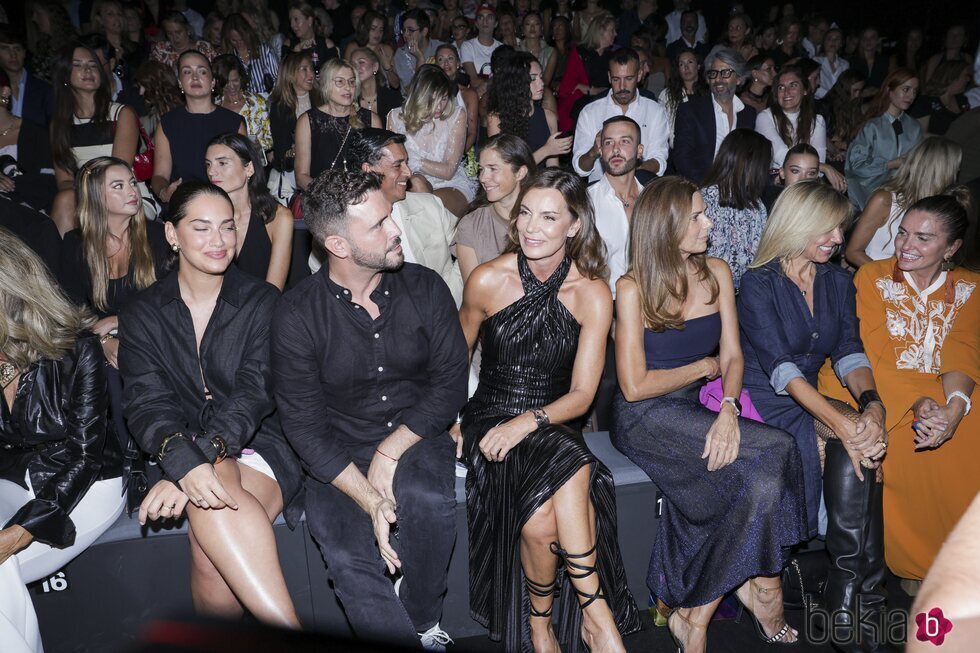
[305,434,457,647]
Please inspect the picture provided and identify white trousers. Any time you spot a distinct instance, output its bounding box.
[0,474,125,653]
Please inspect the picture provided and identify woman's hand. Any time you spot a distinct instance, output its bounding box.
[138,479,190,525]
[479,412,537,462]
[93,316,119,337]
[158,177,182,203]
[702,404,740,471]
[574,83,590,95]
[0,173,15,193]
[0,525,33,566]
[830,417,885,481]
[854,403,886,454]
[449,421,464,459]
[102,337,120,368]
[913,396,964,450]
[700,356,722,380]
[820,164,848,192]
[544,130,573,157]
[178,463,239,510]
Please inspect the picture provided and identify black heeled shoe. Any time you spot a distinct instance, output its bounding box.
[735,579,797,645]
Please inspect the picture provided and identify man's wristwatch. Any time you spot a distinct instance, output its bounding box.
[721,396,742,417]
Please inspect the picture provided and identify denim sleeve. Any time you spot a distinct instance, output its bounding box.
[738,269,802,396]
[830,272,868,380]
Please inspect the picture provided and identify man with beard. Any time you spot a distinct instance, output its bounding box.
[573,48,669,185]
[271,168,468,650]
[587,116,646,297]
[310,129,464,306]
[671,46,757,184]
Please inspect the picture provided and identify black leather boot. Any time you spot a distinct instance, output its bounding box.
[822,439,886,653]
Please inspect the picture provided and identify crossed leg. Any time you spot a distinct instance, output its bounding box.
[184,459,299,629]
[520,465,626,653]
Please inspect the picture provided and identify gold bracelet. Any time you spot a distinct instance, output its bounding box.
[209,436,228,463]
[157,432,188,461]
[100,333,116,345]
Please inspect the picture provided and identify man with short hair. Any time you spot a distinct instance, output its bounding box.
[664,0,707,48]
[587,116,646,296]
[801,14,829,58]
[460,3,502,96]
[665,9,709,62]
[272,168,467,651]
[311,128,464,306]
[572,48,669,184]
[0,26,53,127]
[395,9,444,92]
[671,46,756,184]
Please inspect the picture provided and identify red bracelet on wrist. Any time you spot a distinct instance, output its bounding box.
[376,448,399,462]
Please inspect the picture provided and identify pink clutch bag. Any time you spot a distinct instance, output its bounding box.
[699,378,765,423]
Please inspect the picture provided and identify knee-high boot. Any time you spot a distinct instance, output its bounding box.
[822,439,887,653]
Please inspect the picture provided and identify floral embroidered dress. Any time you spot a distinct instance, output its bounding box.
[853,258,980,580]
[702,184,768,291]
[219,92,274,154]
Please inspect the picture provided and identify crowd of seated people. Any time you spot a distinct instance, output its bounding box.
[0,2,979,653]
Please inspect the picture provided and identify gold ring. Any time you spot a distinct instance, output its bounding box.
[860,457,873,469]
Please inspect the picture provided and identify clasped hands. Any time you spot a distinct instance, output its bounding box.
[835,403,887,480]
[912,396,964,450]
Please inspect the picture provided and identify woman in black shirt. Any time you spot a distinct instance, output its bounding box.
[119,181,303,627]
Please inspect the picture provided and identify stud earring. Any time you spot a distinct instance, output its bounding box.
[941,257,953,271]
[171,242,180,253]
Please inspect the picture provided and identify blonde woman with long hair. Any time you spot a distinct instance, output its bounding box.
[387,64,475,217]
[610,176,806,653]
[846,137,963,267]
[293,58,380,190]
[267,52,323,204]
[739,181,890,650]
[0,228,125,653]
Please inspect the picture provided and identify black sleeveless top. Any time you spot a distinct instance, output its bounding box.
[307,106,373,177]
[235,210,273,282]
[160,106,245,183]
[527,102,550,153]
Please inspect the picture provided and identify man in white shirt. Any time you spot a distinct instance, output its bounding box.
[573,48,669,184]
[311,129,464,306]
[664,0,707,46]
[587,116,645,296]
[801,14,829,59]
[395,9,443,93]
[460,4,502,96]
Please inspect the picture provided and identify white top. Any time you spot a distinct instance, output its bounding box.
[387,101,477,202]
[801,37,819,59]
[587,174,643,296]
[0,143,17,161]
[389,202,417,264]
[571,92,670,183]
[865,192,905,261]
[755,108,827,168]
[665,10,708,45]
[460,37,502,78]
[712,95,745,157]
[658,87,691,148]
[814,55,849,100]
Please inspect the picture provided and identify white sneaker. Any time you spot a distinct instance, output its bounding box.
[418,623,453,652]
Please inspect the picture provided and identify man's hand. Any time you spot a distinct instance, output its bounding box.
[371,497,401,574]
[367,449,398,500]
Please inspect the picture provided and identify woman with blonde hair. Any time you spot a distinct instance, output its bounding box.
[611,176,806,653]
[294,58,380,191]
[349,46,403,129]
[458,168,640,652]
[387,65,474,216]
[0,228,125,653]
[268,52,322,204]
[739,181,890,650]
[846,137,963,266]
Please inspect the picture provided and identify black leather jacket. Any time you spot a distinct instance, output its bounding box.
[0,334,123,547]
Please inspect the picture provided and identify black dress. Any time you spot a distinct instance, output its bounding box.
[235,210,272,282]
[527,102,551,154]
[160,106,246,183]
[462,253,640,652]
[307,106,373,177]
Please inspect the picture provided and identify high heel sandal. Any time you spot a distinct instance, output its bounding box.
[526,575,557,618]
[665,608,708,653]
[736,579,796,645]
[550,542,608,610]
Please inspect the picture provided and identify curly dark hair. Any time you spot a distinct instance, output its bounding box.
[134,61,183,117]
[303,168,383,242]
[486,49,535,142]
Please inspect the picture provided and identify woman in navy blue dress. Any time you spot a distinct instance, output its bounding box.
[611,176,807,652]
[739,181,888,652]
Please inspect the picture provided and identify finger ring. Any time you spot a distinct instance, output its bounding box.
[860,457,873,469]
[168,503,177,510]
[196,497,205,503]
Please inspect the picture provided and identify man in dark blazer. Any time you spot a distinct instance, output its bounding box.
[0,26,54,127]
[665,10,710,63]
[671,46,756,184]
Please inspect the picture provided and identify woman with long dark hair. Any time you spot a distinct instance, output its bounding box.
[149,11,216,69]
[119,181,304,629]
[212,54,273,158]
[738,53,776,114]
[283,0,338,77]
[220,12,279,95]
[486,50,570,166]
[542,15,572,93]
[611,176,806,653]
[343,10,398,90]
[435,43,479,153]
[267,53,322,205]
[205,133,293,289]
[909,60,973,136]
[458,168,640,652]
[822,69,866,163]
[661,50,708,147]
[700,129,773,290]
[49,43,140,235]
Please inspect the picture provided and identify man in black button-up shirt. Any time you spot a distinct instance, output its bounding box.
[271,169,468,647]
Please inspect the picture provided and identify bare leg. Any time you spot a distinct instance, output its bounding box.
[184,459,299,629]
[666,599,721,653]
[550,465,625,653]
[432,187,469,217]
[50,190,78,237]
[734,575,798,643]
[521,500,561,653]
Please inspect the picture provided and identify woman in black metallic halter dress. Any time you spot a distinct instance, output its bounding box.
[457,169,640,653]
